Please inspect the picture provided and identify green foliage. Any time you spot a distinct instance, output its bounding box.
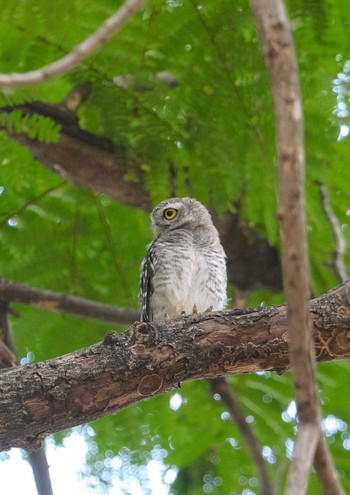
[0,110,61,142]
[1,0,350,494]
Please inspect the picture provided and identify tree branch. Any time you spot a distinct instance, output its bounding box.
[285,423,320,493]
[0,278,140,325]
[27,448,54,495]
[319,183,348,283]
[0,98,152,210]
[210,378,273,495]
[0,300,18,366]
[313,435,346,495]
[0,281,350,453]
[0,0,145,88]
[250,1,343,493]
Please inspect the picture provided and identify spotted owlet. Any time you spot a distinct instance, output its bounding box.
[139,197,227,322]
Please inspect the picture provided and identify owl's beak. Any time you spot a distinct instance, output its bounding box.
[152,226,160,238]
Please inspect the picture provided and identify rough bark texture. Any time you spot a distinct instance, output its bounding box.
[0,281,350,453]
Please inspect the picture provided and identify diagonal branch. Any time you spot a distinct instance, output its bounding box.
[0,97,152,210]
[210,378,273,495]
[0,281,350,453]
[0,0,145,88]
[250,1,344,494]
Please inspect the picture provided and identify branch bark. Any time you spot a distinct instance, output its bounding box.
[0,278,140,325]
[250,1,344,493]
[0,0,145,88]
[0,281,350,453]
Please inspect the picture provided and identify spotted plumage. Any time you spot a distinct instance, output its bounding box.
[139,197,227,322]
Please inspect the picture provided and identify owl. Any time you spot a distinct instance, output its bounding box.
[139,197,227,322]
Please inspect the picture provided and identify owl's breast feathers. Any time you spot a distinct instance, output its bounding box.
[140,230,226,322]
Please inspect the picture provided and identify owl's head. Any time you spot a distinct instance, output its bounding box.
[150,197,215,238]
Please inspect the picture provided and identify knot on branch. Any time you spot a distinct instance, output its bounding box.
[137,374,163,396]
[337,306,349,318]
[103,331,123,346]
[129,321,160,345]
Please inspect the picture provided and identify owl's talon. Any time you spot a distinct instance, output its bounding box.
[164,313,170,320]
[192,304,198,314]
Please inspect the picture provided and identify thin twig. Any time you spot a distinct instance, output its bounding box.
[0,301,18,365]
[0,0,145,88]
[0,278,140,324]
[0,182,66,227]
[210,378,273,495]
[250,1,344,494]
[319,183,348,283]
[94,197,133,301]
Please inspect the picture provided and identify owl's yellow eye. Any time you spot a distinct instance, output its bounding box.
[163,208,178,220]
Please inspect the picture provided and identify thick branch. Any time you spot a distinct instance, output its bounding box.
[0,278,140,325]
[0,0,145,87]
[0,281,350,452]
[0,99,151,210]
[251,0,312,412]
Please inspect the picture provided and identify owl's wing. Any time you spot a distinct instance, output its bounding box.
[139,242,156,322]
